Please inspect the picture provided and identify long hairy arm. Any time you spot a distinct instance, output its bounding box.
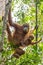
[8,7,22,28]
[6,23,14,42]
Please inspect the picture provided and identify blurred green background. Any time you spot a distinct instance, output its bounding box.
[0,0,43,65]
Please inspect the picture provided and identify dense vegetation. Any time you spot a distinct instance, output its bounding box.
[0,0,43,65]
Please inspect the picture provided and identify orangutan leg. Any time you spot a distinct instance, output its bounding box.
[13,48,25,58]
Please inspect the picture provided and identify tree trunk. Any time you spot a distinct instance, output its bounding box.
[0,0,12,51]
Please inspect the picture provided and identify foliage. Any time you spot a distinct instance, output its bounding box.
[0,0,43,65]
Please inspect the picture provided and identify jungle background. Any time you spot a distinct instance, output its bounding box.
[0,0,43,65]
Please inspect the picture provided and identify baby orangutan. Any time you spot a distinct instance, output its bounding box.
[6,8,42,58]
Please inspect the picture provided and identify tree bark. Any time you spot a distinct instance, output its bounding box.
[0,0,12,51]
